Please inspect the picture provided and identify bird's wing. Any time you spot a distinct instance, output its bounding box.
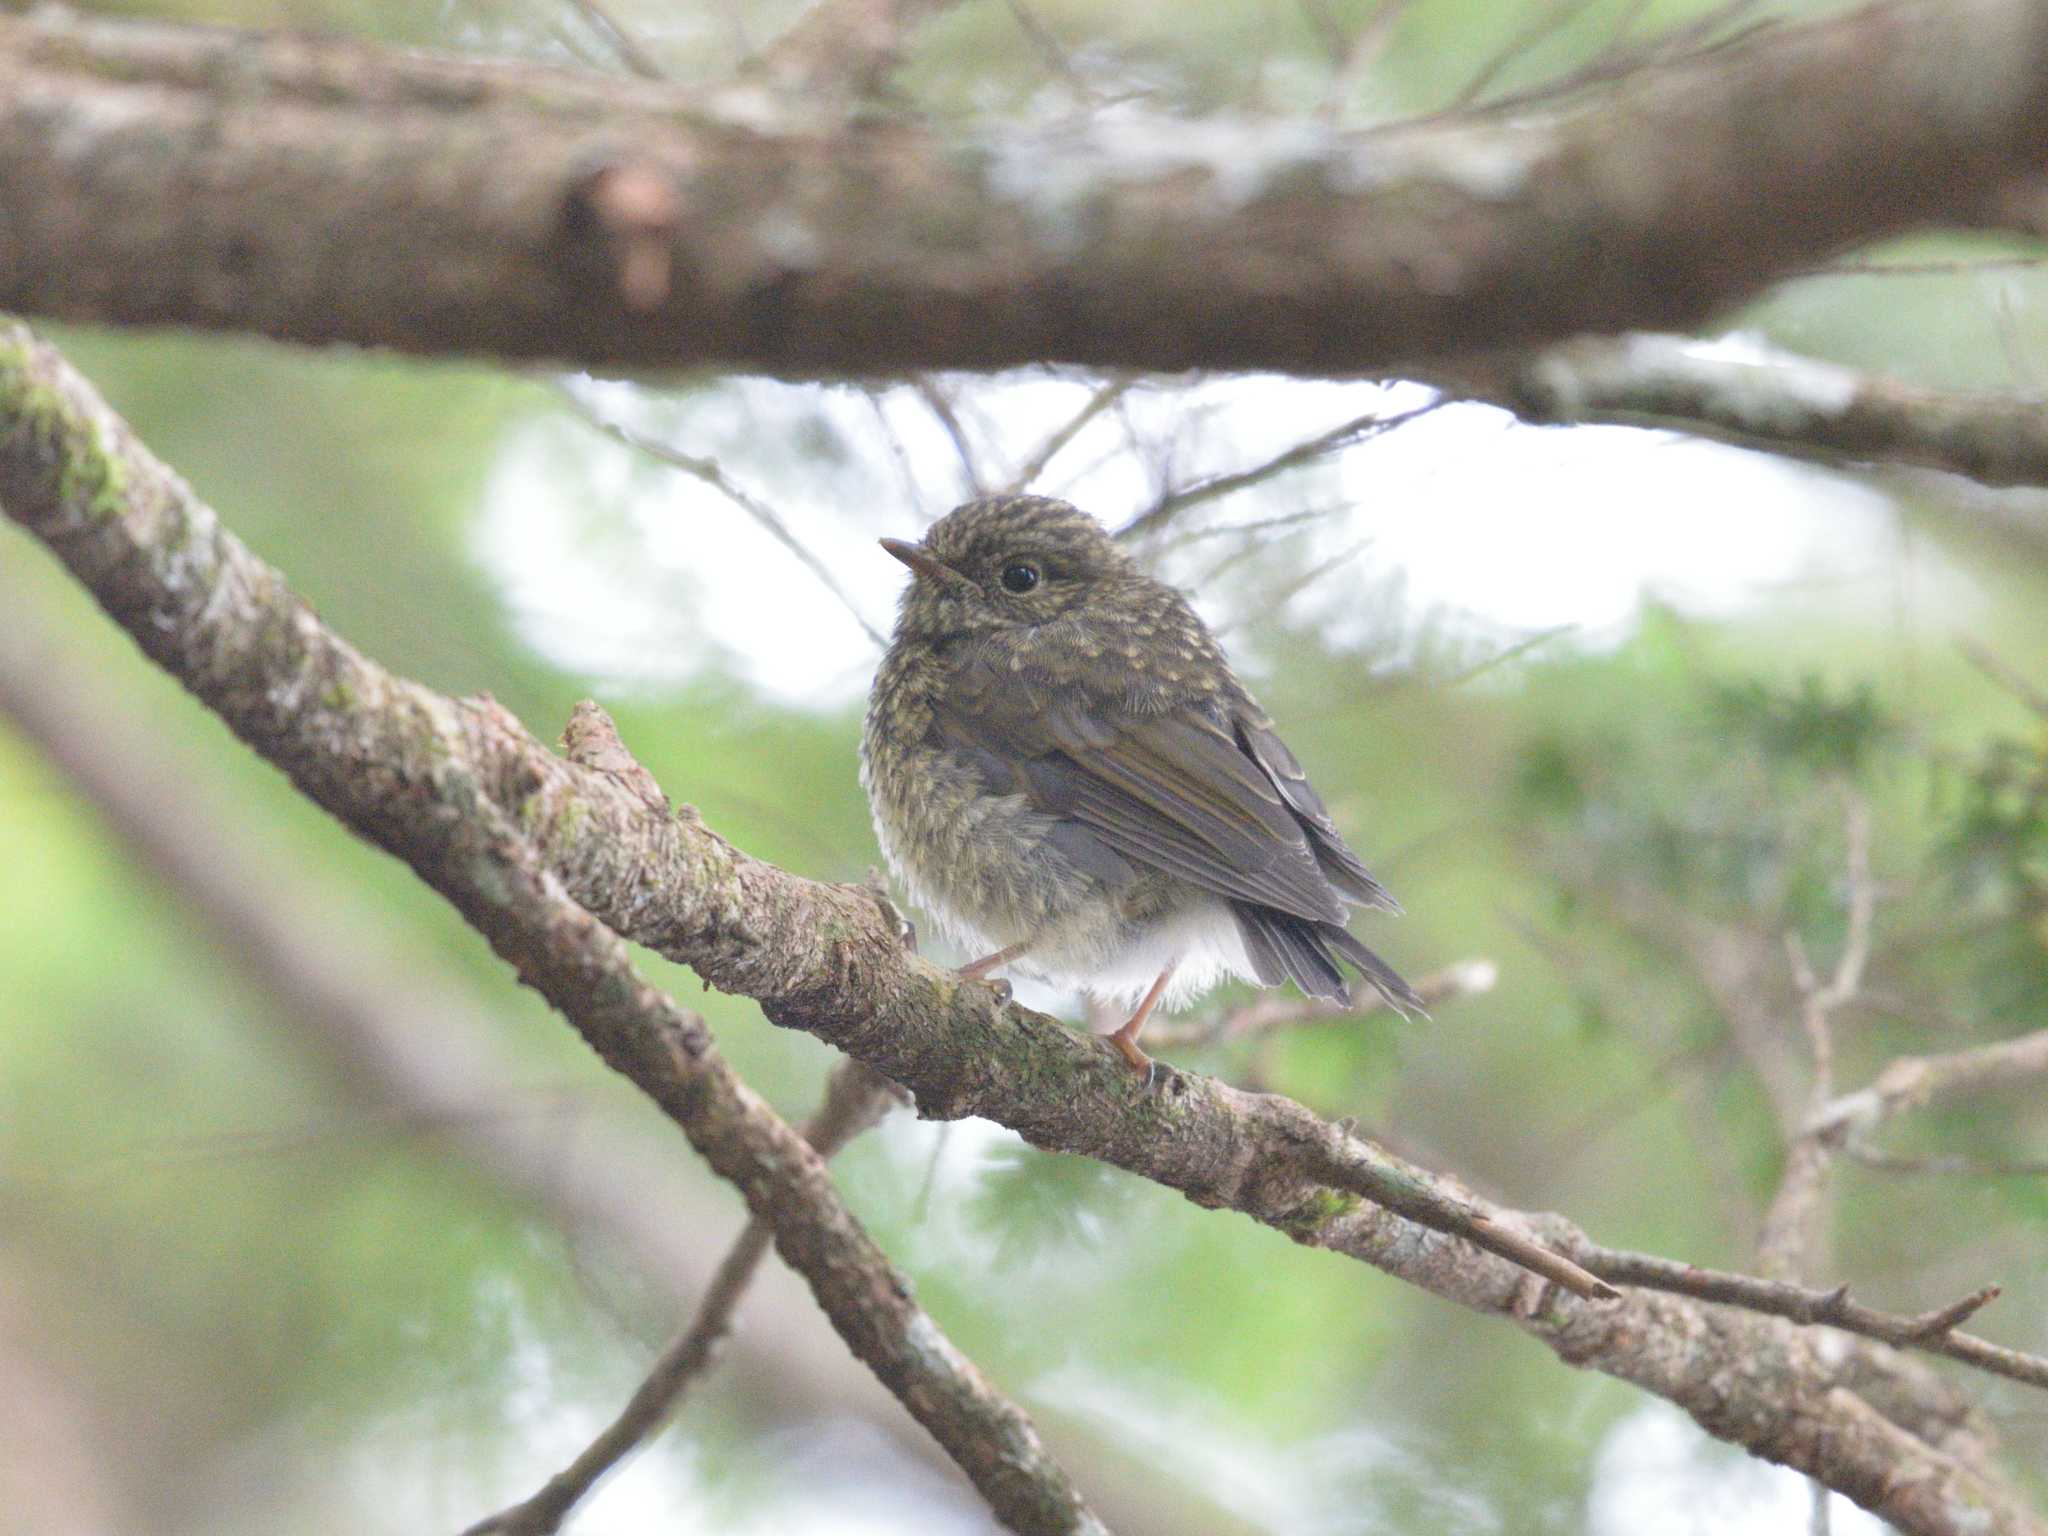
[1234,715,1400,913]
[934,652,1375,925]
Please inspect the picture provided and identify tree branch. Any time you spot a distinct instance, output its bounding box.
[0,580,1052,1491]
[8,321,2046,1534]
[7,2,2048,375]
[0,329,1105,1536]
[1454,332,2048,489]
[467,1056,902,1536]
[1809,1027,2048,1139]
[1757,790,1874,1280]
[1580,1251,2048,1392]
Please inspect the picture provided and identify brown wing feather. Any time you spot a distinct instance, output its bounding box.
[934,655,1351,924]
[1234,715,1400,913]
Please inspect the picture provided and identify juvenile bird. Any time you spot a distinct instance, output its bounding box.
[862,495,1422,1076]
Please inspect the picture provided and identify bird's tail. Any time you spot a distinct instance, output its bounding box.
[1230,902,1428,1017]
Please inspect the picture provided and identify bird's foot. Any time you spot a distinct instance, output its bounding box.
[959,939,1032,981]
[1110,1026,1163,1090]
[1108,964,1175,1089]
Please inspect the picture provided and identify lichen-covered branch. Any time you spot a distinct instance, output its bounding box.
[1453,332,2048,488]
[0,582,1020,1488]
[0,330,1104,1536]
[7,2,2048,376]
[6,322,2044,1534]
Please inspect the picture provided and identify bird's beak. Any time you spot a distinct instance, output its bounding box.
[880,537,977,593]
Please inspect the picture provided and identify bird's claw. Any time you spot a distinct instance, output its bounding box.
[866,883,917,952]
[1110,1030,1161,1089]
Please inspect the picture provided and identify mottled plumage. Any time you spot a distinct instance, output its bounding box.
[861,495,1421,1073]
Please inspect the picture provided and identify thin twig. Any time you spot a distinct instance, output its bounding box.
[1214,537,1373,637]
[1435,624,1579,690]
[1004,377,1134,494]
[1843,1146,2048,1178]
[1384,0,1769,133]
[561,0,666,79]
[465,1060,901,1536]
[914,377,987,498]
[1958,634,2048,718]
[1149,505,1350,554]
[555,383,888,649]
[1757,788,1874,1279]
[1000,0,1093,95]
[748,0,956,99]
[1808,1027,2048,1139]
[1803,256,2048,279]
[1295,0,1347,62]
[862,386,929,522]
[1116,400,1444,542]
[1447,0,1601,111]
[1315,0,1412,125]
[1147,959,1496,1047]
[1581,1248,2047,1390]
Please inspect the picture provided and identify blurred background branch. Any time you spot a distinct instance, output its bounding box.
[6,2,2048,375]
[1449,333,2048,491]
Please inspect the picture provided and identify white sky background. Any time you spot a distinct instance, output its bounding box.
[457,358,1966,1535]
[476,347,1973,709]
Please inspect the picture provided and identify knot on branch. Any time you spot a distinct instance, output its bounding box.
[564,698,668,812]
[560,160,682,311]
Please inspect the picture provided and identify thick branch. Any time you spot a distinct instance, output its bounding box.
[3,321,2042,1534]
[6,2,2048,374]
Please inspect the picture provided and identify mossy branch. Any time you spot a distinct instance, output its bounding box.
[0,320,1106,1536]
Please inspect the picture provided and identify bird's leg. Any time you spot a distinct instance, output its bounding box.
[959,939,1032,980]
[1109,965,1177,1078]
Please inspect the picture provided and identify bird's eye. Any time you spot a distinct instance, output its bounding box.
[999,561,1041,594]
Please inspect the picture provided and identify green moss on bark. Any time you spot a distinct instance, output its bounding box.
[0,327,130,524]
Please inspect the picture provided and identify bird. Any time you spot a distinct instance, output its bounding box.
[861,494,1422,1077]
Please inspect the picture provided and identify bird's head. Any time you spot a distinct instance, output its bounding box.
[880,495,1138,643]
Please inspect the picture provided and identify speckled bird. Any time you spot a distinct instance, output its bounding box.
[862,495,1422,1075]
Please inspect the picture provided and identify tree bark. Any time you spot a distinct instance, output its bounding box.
[5,1,2048,376]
